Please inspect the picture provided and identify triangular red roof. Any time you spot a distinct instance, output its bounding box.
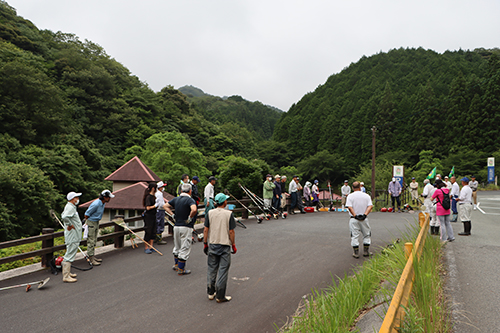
[105,156,161,182]
[80,182,174,210]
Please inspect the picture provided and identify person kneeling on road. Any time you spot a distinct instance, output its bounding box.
[345,181,373,258]
[203,193,237,303]
[164,183,197,275]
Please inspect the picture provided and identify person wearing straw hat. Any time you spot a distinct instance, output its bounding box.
[61,191,83,283]
[155,181,168,245]
[84,189,115,265]
[203,193,236,303]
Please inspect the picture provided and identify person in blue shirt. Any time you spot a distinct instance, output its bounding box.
[84,189,115,265]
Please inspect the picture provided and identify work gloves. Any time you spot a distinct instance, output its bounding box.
[203,243,208,255]
[354,214,367,221]
[231,244,237,254]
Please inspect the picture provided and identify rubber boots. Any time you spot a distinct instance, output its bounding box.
[156,234,167,245]
[352,247,359,259]
[458,221,471,236]
[62,261,77,283]
[363,245,372,257]
[89,256,101,266]
[177,260,191,275]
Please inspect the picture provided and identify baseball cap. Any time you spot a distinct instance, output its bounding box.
[314,180,319,184]
[444,176,449,179]
[461,177,470,182]
[208,176,217,181]
[275,174,280,179]
[101,189,115,198]
[412,177,415,180]
[344,180,348,183]
[266,174,272,178]
[281,175,287,179]
[214,193,230,204]
[192,176,199,181]
[67,192,82,201]
[157,181,166,188]
[360,182,364,185]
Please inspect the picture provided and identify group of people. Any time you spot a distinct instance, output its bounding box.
[60,189,115,282]
[60,175,236,303]
[421,174,475,241]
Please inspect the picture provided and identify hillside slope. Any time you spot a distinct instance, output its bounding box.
[273,48,500,170]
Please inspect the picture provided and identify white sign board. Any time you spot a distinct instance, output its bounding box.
[488,157,495,167]
[393,166,404,177]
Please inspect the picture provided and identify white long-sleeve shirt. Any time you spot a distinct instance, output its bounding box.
[450,182,460,198]
[341,185,351,197]
[458,185,473,204]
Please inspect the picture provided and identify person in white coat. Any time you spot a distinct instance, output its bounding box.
[61,192,83,283]
[422,179,438,235]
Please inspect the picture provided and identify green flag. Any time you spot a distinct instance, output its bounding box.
[426,167,436,179]
[448,166,455,178]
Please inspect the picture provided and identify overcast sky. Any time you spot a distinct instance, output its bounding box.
[6,0,500,111]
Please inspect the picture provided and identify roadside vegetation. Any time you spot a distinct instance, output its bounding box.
[280,220,451,333]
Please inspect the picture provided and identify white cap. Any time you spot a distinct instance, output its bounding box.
[360,182,364,185]
[101,190,115,198]
[392,177,396,182]
[157,181,166,188]
[67,192,82,201]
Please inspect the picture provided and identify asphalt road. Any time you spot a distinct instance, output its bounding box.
[445,190,500,333]
[0,210,415,333]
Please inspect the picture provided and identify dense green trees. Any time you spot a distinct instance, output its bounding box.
[273,47,500,188]
[1,1,499,241]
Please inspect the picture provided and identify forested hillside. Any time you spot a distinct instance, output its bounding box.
[0,2,274,241]
[272,47,500,185]
[179,86,283,140]
[1,0,499,242]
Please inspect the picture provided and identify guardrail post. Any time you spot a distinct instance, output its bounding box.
[404,242,413,260]
[41,228,54,267]
[114,216,125,248]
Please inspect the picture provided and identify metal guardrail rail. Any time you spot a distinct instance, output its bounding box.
[0,198,268,268]
[379,212,430,333]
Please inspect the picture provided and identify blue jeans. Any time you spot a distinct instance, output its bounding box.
[156,210,165,234]
[207,245,231,299]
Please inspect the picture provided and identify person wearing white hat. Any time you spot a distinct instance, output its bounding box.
[61,192,83,282]
[83,189,115,265]
[341,180,351,211]
[155,181,168,245]
[388,178,402,212]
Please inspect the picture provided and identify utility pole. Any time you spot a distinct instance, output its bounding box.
[371,126,376,200]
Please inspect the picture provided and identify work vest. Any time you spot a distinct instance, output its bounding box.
[208,208,232,246]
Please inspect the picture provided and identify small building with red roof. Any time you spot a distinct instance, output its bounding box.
[80,156,173,226]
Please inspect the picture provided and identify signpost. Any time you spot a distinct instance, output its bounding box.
[487,157,495,184]
[393,165,404,188]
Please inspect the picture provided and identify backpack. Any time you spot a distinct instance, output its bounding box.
[438,189,451,210]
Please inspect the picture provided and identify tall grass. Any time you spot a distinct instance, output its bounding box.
[280,220,451,333]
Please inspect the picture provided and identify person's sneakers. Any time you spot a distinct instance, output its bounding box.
[145,249,153,254]
[172,264,178,271]
[216,296,232,303]
[208,293,216,300]
[93,257,103,262]
[178,269,191,276]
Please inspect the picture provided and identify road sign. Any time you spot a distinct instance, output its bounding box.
[487,157,495,183]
